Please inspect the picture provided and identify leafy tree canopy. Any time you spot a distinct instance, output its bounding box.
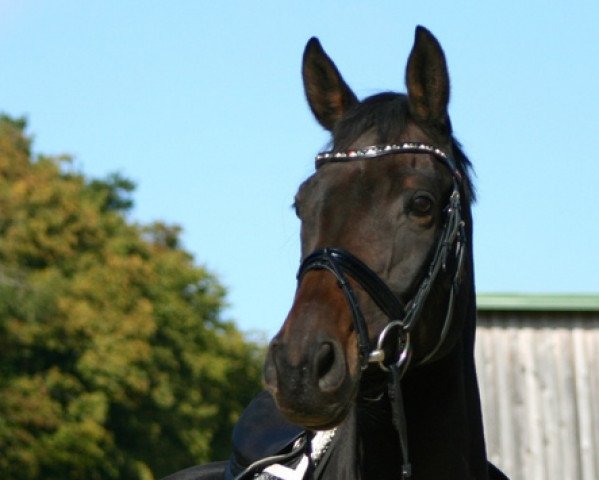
[0,115,264,479]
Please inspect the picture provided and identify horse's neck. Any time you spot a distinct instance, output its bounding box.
[402,343,487,478]
[316,404,399,480]
[400,277,489,479]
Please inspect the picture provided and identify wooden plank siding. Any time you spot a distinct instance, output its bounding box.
[475,305,599,480]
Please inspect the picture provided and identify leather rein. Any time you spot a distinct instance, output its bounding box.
[296,142,466,479]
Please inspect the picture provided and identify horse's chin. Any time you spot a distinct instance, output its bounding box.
[276,400,352,431]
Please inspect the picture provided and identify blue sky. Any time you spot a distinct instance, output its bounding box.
[1,2,598,337]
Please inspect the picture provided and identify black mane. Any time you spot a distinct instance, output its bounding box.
[332,93,410,150]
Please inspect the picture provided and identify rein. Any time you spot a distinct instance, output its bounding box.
[297,142,466,479]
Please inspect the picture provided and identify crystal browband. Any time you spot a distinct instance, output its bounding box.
[315,142,461,182]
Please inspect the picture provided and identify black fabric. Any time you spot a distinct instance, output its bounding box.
[226,390,304,478]
[160,461,227,480]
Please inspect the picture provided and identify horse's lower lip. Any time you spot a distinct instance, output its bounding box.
[264,381,351,428]
[277,402,350,430]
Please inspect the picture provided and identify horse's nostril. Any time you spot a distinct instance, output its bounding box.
[315,342,335,379]
[315,341,345,393]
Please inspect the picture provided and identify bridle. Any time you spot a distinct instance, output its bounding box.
[296,142,467,479]
[299,142,466,370]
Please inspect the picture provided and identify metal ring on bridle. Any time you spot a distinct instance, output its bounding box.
[368,320,412,373]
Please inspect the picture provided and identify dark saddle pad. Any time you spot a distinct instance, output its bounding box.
[161,390,303,480]
[225,390,304,478]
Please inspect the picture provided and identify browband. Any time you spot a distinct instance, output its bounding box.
[315,142,461,183]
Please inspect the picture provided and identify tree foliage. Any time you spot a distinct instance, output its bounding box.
[0,115,264,479]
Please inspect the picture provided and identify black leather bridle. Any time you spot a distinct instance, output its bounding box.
[296,142,467,479]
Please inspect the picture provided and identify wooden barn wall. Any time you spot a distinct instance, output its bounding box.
[475,313,599,480]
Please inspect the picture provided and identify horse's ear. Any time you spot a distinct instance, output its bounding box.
[406,26,450,130]
[302,37,358,131]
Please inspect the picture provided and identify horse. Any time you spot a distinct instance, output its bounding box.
[163,26,508,480]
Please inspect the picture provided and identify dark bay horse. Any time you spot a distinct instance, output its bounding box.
[164,26,508,480]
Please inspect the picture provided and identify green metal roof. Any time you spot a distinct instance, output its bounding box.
[476,293,599,312]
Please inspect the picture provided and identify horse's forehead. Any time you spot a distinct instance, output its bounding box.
[323,154,445,188]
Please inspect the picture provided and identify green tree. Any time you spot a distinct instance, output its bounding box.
[0,115,264,479]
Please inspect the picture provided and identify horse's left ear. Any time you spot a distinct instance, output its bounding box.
[406,26,450,130]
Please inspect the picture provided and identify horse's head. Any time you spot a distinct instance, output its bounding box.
[264,27,474,431]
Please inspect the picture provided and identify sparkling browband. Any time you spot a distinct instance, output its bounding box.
[315,142,461,181]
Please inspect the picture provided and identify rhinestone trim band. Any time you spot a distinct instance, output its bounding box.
[315,142,461,182]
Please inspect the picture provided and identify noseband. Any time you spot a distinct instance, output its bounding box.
[296,142,466,479]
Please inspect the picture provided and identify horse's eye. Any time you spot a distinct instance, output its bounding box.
[411,195,433,216]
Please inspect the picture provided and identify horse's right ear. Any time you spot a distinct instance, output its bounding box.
[302,38,358,131]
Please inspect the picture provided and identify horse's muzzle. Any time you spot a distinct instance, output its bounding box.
[264,333,355,429]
